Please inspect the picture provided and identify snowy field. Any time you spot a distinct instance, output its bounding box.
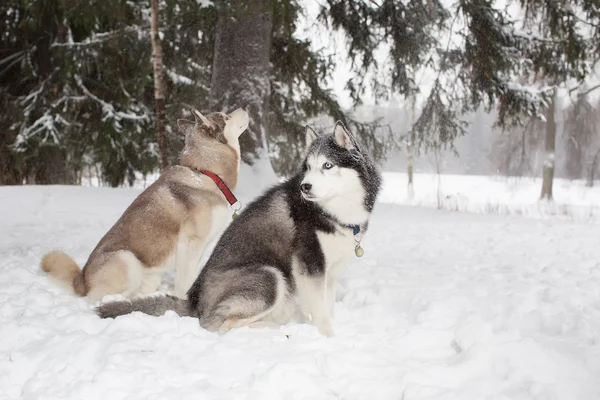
[380,173,600,221]
[1,181,600,399]
[84,171,600,221]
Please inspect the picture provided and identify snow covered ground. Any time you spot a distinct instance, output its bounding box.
[1,183,600,399]
[380,173,600,221]
[84,171,600,221]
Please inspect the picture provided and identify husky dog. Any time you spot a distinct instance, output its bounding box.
[41,108,249,302]
[97,122,381,336]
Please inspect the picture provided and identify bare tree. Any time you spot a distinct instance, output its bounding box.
[150,0,169,169]
[564,84,600,185]
[564,95,597,180]
[407,94,416,200]
[491,116,545,178]
[589,149,600,186]
[424,111,444,209]
[540,89,557,200]
[432,140,443,209]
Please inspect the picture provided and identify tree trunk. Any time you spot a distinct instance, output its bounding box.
[407,94,416,200]
[150,0,169,169]
[540,89,557,200]
[28,0,67,185]
[0,131,22,185]
[210,1,273,165]
[588,149,600,187]
[35,145,66,184]
[564,134,583,179]
[434,144,443,209]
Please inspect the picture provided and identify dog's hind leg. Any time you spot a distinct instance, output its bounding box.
[86,250,145,303]
[200,266,289,334]
[246,320,281,329]
[139,271,163,294]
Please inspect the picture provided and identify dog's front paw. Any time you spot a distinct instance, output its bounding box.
[317,322,335,337]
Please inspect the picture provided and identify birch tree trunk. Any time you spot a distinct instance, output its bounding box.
[150,0,169,169]
[407,94,416,200]
[210,0,273,166]
[540,89,557,200]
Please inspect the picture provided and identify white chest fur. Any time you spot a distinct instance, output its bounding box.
[206,205,230,242]
[316,229,356,275]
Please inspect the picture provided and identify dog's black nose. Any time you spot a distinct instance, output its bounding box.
[301,183,312,194]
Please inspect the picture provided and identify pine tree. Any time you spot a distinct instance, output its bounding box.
[1,0,156,186]
[3,0,600,187]
[0,0,215,186]
[321,0,600,146]
[322,0,600,204]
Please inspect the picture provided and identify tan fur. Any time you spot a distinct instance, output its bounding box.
[41,251,80,294]
[41,108,248,303]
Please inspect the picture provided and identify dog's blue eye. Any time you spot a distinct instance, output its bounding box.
[323,162,333,170]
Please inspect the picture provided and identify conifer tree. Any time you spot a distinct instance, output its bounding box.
[3,0,600,186]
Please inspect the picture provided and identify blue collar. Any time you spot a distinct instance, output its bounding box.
[344,224,361,235]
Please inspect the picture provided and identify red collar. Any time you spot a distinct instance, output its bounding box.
[197,169,238,206]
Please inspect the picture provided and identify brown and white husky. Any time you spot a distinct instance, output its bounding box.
[41,107,249,302]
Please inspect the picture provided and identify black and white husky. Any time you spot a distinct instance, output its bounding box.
[98,122,381,336]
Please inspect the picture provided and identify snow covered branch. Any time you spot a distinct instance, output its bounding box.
[14,110,62,150]
[578,83,600,97]
[51,25,149,48]
[74,75,149,123]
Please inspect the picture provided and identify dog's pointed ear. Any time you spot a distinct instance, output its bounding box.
[305,125,319,148]
[192,108,212,127]
[177,119,195,136]
[333,121,354,150]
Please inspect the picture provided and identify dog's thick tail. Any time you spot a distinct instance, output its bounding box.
[41,250,87,296]
[96,295,192,319]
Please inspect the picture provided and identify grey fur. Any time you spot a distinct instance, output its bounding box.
[96,295,191,318]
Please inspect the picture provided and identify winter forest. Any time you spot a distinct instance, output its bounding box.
[3,0,600,193]
[2,1,600,399]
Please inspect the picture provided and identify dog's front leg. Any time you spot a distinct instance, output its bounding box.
[174,236,206,298]
[326,275,336,318]
[325,259,346,319]
[295,270,334,337]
